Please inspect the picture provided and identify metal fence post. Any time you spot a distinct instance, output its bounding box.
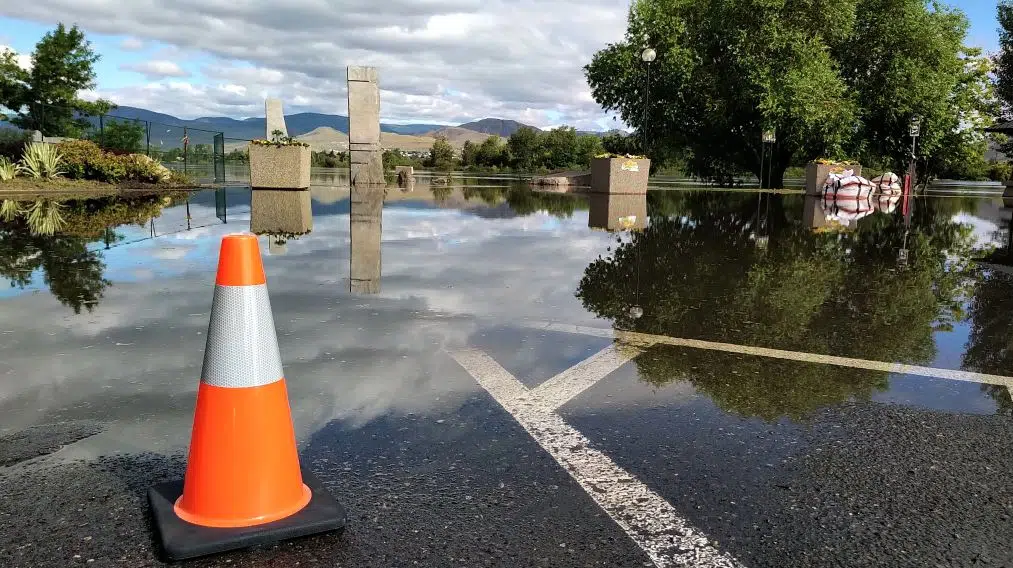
[146,121,151,157]
[183,127,189,177]
[99,115,104,149]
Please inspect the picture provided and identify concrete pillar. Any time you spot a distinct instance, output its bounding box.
[265,98,288,139]
[350,186,383,294]
[347,66,385,185]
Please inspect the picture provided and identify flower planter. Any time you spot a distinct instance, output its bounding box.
[590,157,650,194]
[805,161,861,196]
[249,143,311,189]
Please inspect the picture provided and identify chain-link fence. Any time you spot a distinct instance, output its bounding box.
[1,102,235,183]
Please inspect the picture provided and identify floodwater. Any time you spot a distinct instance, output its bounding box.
[1,173,1012,567]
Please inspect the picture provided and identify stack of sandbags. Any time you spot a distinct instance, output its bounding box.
[871,172,902,195]
[823,169,875,199]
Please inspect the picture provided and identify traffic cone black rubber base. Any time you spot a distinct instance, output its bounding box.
[147,470,346,561]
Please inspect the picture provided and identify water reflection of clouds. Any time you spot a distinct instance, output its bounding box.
[0,194,615,461]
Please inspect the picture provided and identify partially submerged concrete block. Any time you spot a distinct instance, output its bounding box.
[249,143,311,189]
[805,161,862,196]
[532,170,591,189]
[590,158,650,194]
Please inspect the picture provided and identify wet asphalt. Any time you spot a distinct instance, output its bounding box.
[2,188,1013,567]
[0,374,651,567]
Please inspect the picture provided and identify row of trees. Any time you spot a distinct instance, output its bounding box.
[426,126,611,172]
[585,0,1004,185]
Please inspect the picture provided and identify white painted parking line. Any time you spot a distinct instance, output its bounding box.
[523,321,1013,389]
[450,348,744,568]
[529,344,644,412]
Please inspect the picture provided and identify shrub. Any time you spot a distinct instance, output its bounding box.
[18,142,65,179]
[0,130,31,160]
[988,161,1012,183]
[0,156,16,181]
[122,154,172,183]
[57,139,104,179]
[90,152,128,182]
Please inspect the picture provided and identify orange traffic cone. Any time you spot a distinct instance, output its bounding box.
[148,233,345,561]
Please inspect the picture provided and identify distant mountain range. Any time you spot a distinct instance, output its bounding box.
[96,106,616,140]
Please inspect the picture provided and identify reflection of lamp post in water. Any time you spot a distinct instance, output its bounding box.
[897,191,913,269]
[640,46,656,156]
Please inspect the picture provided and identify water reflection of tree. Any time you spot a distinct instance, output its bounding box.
[0,193,181,314]
[963,212,1013,416]
[577,192,978,421]
[0,218,108,314]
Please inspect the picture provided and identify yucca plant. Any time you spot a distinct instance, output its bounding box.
[25,199,67,235]
[0,199,23,222]
[0,156,16,181]
[19,142,65,179]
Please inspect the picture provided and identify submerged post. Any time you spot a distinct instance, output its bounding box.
[347,66,384,185]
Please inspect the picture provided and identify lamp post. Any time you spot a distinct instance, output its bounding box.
[759,129,776,189]
[641,47,656,156]
[908,116,921,190]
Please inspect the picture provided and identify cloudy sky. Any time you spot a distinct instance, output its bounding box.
[0,0,1001,131]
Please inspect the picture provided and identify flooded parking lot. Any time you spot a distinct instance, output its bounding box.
[0,176,1011,567]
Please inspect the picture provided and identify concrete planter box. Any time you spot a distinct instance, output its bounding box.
[590,157,650,194]
[249,144,311,189]
[805,161,862,196]
[250,189,313,236]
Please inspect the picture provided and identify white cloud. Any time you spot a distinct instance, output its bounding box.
[119,36,144,51]
[0,0,628,129]
[119,59,191,79]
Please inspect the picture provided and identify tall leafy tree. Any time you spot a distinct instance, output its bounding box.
[996,1,1013,155]
[0,23,114,137]
[585,0,984,187]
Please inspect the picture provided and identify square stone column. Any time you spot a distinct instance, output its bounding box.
[347,66,385,185]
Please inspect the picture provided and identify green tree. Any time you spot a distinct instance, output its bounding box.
[426,136,455,170]
[585,0,985,187]
[541,127,581,170]
[92,119,145,153]
[576,134,605,167]
[995,1,1013,155]
[0,24,114,137]
[476,136,507,167]
[461,140,478,167]
[508,127,542,171]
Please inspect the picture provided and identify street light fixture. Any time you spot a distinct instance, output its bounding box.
[908,115,921,190]
[640,47,656,157]
[759,129,776,189]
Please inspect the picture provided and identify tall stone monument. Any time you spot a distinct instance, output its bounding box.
[265,98,288,138]
[347,66,384,185]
